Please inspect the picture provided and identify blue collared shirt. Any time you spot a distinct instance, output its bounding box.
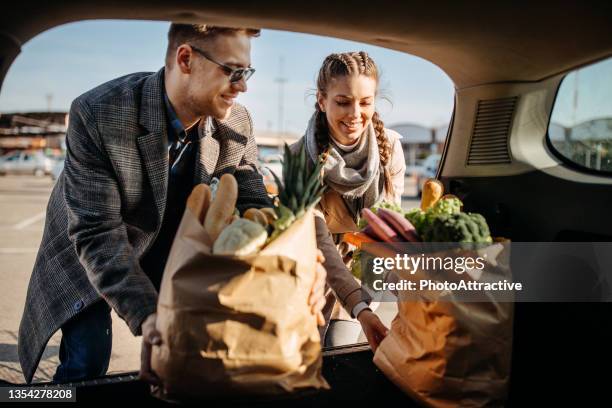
[163,91,213,154]
[163,92,190,151]
[141,91,204,289]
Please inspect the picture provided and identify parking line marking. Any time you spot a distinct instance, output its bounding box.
[13,212,46,230]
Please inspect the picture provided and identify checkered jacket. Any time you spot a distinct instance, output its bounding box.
[18,69,271,383]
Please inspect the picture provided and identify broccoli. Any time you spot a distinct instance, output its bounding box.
[421,212,493,243]
[361,196,492,244]
[405,197,463,237]
[428,197,462,218]
[405,208,427,236]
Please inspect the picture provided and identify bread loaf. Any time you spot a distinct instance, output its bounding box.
[204,174,238,242]
[186,184,212,225]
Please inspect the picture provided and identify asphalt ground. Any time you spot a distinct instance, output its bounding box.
[0,174,419,384]
[0,175,140,384]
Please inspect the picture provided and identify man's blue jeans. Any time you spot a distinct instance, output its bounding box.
[53,301,113,383]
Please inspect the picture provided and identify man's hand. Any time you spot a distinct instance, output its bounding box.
[309,249,327,326]
[357,309,389,352]
[139,312,162,385]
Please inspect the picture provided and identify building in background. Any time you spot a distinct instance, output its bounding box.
[0,112,67,157]
[254,130,300,160]
[549,118,612,171]
[388,122,448,169]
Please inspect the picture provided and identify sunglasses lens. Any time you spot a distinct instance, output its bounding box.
[230,71,242,83]
[230,68,255,83]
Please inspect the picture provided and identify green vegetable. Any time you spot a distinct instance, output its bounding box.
[358,196,493,244]
[421,212,493,243]
[428,197,462,219]
[268,143,327,241]
[269,204,296,240]
[351,249,362,279]
[350,249,377,290]
[405,197,463,237]
[405,208,427,237]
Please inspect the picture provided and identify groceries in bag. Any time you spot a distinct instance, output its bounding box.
[344,179,513,407]
[151,144,330,400]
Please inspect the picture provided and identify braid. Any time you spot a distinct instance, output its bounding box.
[372,111,394,197]
[358,51,368,72]
[371,111,390,167]
[338,53,356,73]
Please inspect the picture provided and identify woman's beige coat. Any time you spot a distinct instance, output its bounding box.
[292,128,406,321]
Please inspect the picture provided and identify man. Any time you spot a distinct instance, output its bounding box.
[18,23,326,384]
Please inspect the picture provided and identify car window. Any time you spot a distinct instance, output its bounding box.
[548,56,612,173]
[0,20,454,383]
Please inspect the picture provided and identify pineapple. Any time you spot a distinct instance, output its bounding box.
[268,143,327,239]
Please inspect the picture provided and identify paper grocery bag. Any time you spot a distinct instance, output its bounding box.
[373,243,514,407]
[151,207,329,400]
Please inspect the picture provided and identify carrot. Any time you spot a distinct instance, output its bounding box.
[343,232,377,248]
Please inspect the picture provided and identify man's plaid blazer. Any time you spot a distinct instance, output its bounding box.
[18,68,272,383]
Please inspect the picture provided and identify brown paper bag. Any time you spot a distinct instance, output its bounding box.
[373,243,514,407]
[151,207,330,400]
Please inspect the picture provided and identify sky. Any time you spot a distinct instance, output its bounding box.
[550,57,612,127]
[2,20,609,134]
[0,20,455,134]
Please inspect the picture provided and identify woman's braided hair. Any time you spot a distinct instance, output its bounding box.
[315,51,394,196]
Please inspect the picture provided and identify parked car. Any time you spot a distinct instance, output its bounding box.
[415,153,441,196]
[50,158,64,181]
[0,150,54,176]
[259,154,283,195]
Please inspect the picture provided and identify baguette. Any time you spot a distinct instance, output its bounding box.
[259,207,278,224]
[243,208,268,227]
[420,178,444,210]
[204,174,238,242]
[186,184,212,225]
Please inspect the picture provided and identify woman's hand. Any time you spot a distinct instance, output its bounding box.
[357,309,389,352]
[309,249,327,326]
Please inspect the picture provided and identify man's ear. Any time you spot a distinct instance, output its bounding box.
[175,45,193,74]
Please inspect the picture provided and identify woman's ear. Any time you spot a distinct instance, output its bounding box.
[316,92,326,113]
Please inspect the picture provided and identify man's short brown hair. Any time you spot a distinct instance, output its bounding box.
[165,23,260,68]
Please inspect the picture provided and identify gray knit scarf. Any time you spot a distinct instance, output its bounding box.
[304,113,384,219]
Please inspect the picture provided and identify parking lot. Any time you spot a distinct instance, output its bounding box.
[0,175,141,384]
[0,174,419,384]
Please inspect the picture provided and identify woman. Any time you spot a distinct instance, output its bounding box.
[295,51,406,351]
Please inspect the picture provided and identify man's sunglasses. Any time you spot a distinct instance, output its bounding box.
[189,44,255,83]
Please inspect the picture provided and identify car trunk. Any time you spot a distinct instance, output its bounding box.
[1,344,418,406]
